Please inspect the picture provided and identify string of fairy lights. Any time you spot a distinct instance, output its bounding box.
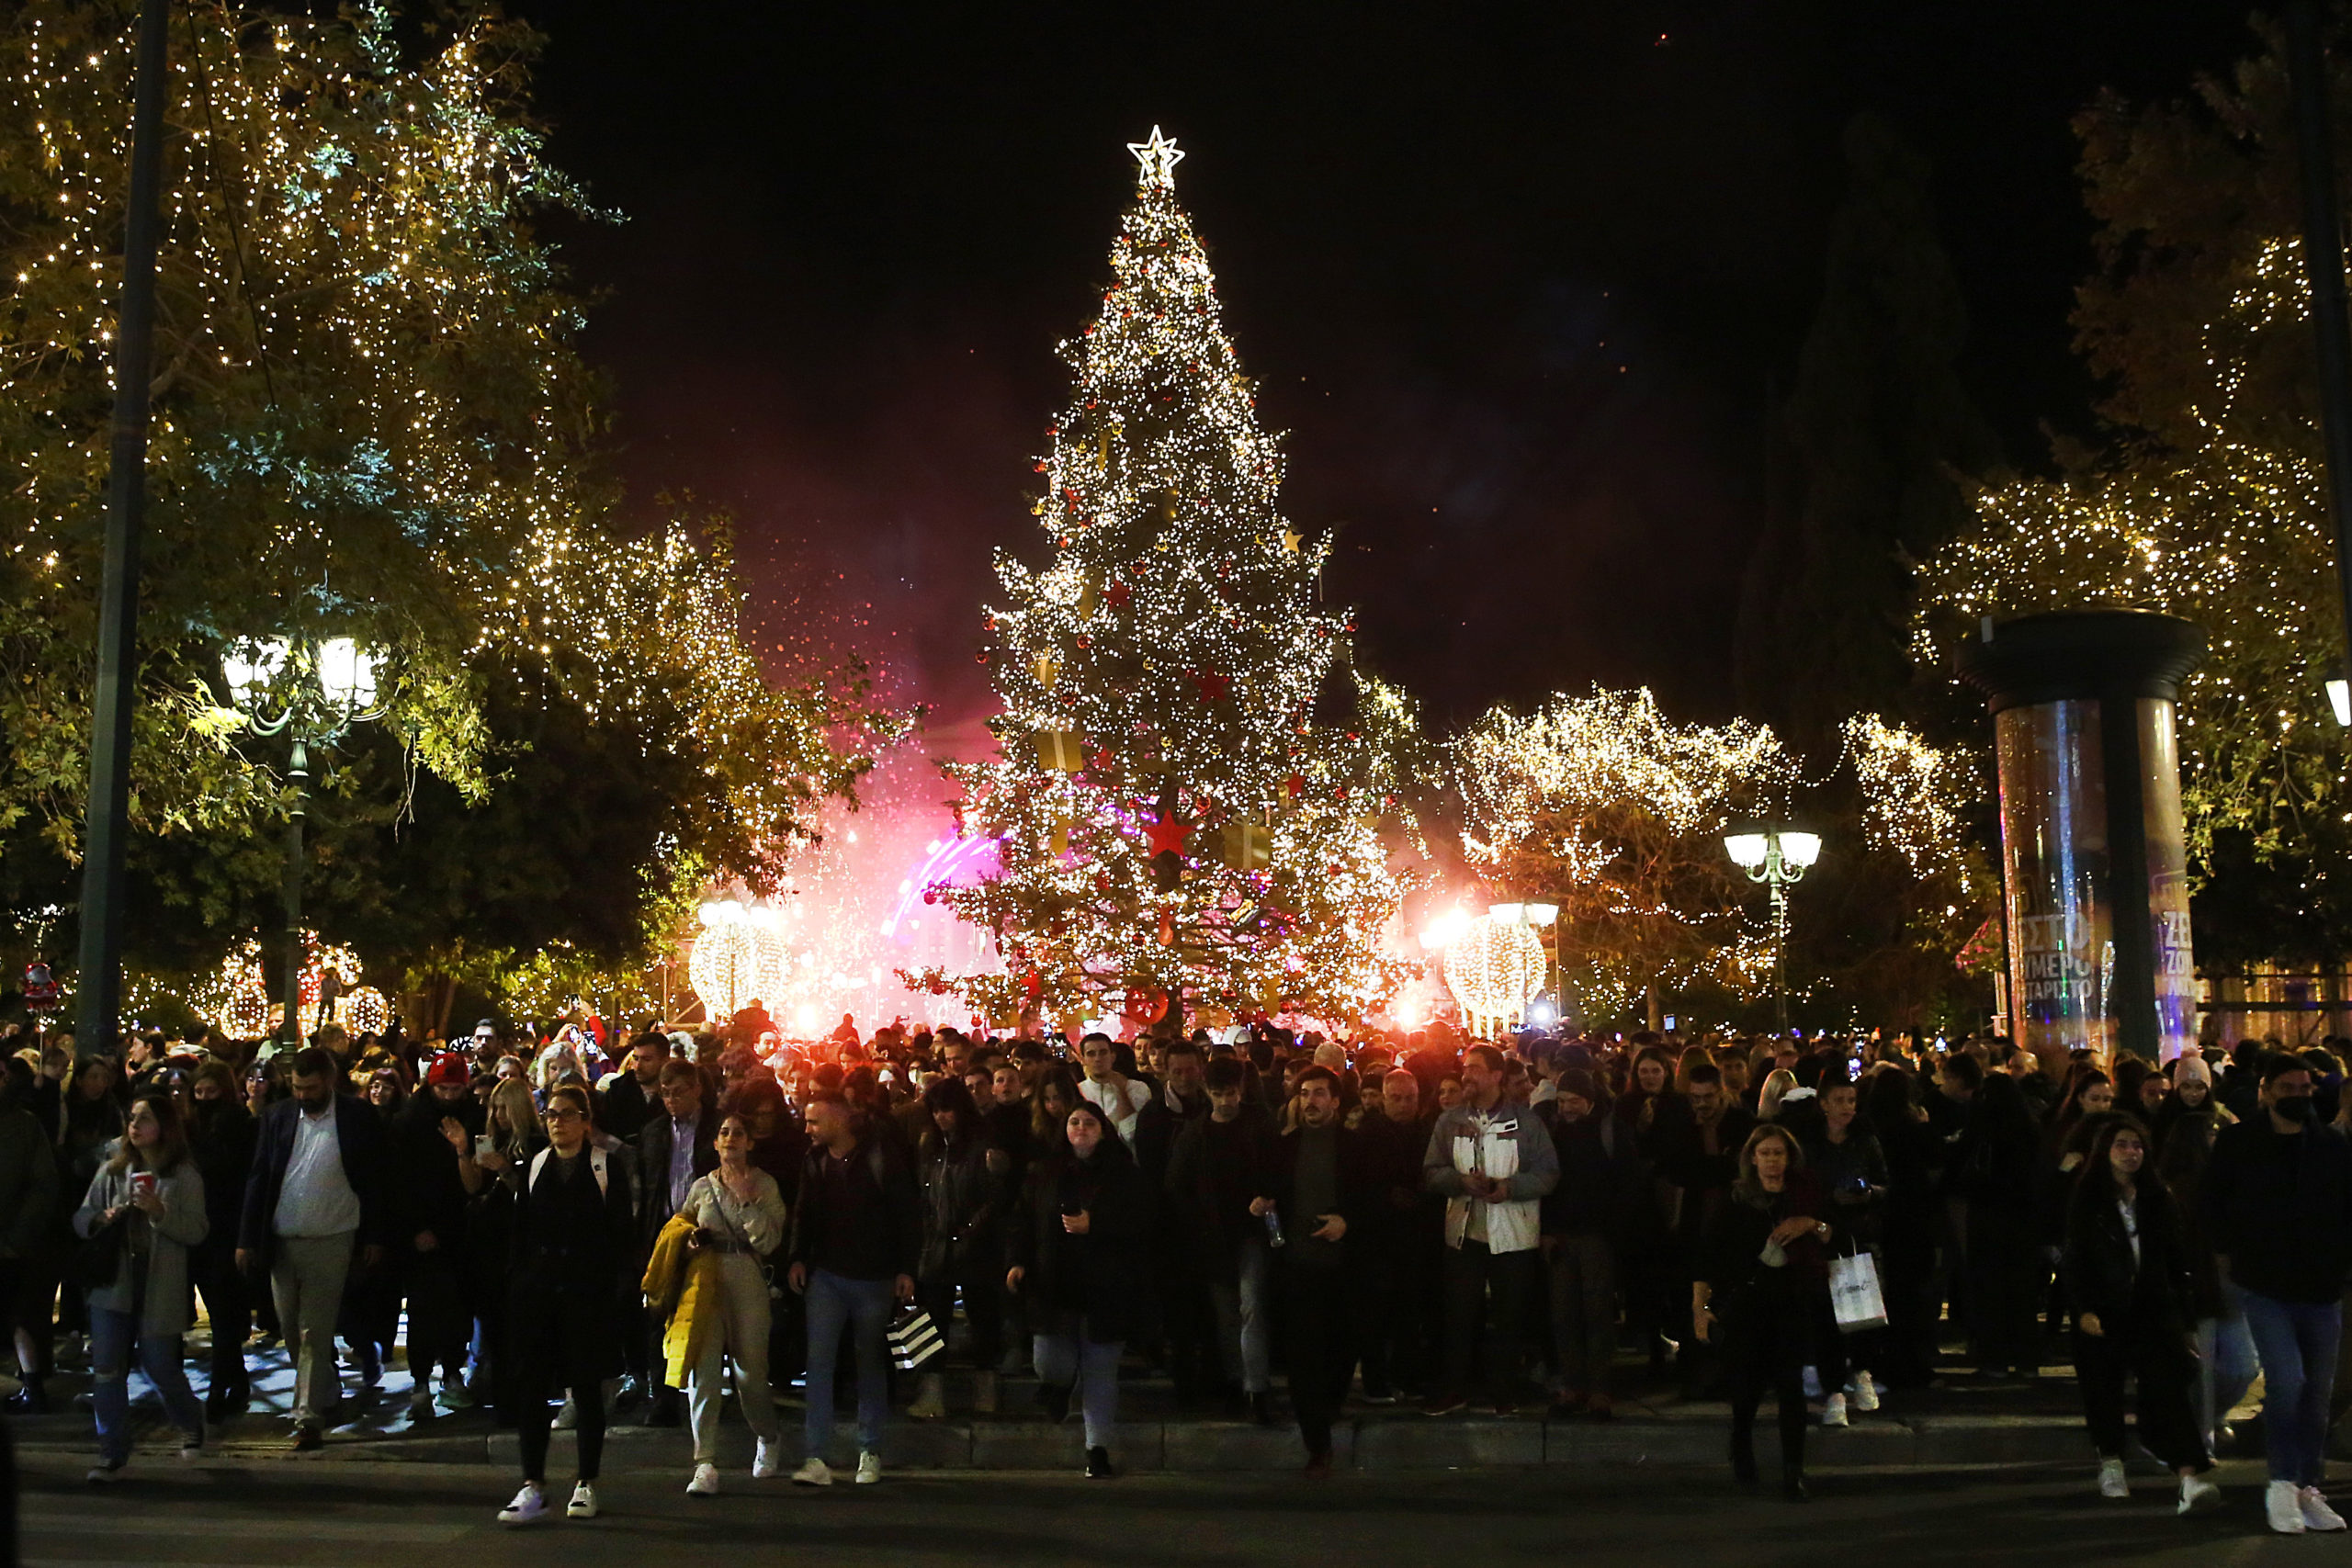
[1453,690,1985,1019]
[908,130,1422,1027]
[1914,231,2349,880]
[1,6,871,1022]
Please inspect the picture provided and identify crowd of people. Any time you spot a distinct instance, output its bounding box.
[0,1007,2347,1534]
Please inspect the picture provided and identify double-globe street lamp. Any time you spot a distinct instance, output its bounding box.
[1724,828,1822,1033]
[221,637,386,1046]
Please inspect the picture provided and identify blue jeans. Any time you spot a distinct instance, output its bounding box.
[2233,1283,2341,1485]
[2194,1312,2260,1450]
[91,1306,202,1467]
[1035,1332,1123,1450]
[803,1269,892,1457]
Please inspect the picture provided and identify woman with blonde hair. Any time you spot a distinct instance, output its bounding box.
[1757,1069,1800,1123]
[76,1091,209,1481]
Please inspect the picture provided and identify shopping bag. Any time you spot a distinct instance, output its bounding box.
[1828,1249,1887,1333]
[887,1303,944,1371]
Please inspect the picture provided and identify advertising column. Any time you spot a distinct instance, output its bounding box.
[1959,611,2205,1065]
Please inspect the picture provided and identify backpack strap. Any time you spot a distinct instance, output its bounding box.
[526,1145,610,1196]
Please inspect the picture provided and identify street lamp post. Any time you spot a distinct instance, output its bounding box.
[1725,829,1822,1033]
[222,637,385,1047]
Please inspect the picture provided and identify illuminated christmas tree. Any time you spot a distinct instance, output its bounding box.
[910,130,1419,1030]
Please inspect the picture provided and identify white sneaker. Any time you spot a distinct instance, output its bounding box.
[2267,1480,2308,1534]
[566,1482,598,1519]
[686,1462,720,1497]
[791,1457,833,1487]
[1801,1364,1823,1399]
[498,1483,548,1526]
[1848,1371,1881,1413]
[1820,1393,1849,1428]
[854,1450,881,1485]
[2178,1475,2221,1516]
[753,1438,781,1480]
[552,1396,577,1431]
[85,1462,125,1485]
[2098,1458,2129,1500]
[2301,1487,2348,1531]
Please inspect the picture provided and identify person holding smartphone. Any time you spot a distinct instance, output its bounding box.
[1007,1100,1148,1480]
[75,1093,209,1481]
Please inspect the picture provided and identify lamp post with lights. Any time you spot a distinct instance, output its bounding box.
[1724,829,1821,1033]
[220,637,386,1046]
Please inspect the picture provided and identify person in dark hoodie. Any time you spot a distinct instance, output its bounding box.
[1540,1066,1642,1419]
[2201,1054,2352,1535]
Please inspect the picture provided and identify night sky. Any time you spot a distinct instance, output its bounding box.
[512,1,2256,755]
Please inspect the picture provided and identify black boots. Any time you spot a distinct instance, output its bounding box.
[1730,1423,1758,1484]
[1084,1446,1114,1479]
[1781,1465,1810,1503]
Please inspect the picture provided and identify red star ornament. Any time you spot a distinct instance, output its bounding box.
[1192,671,1231,704]
[1145,809,1195,859]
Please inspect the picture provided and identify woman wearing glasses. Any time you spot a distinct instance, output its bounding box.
[495,1085,635,1527]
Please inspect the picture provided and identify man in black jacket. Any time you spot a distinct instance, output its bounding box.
[236,1047,390,1449]
[0,1061,57,1414]
[393,1055,479,1418]
[1270,1066,1370,1475]
[1165,1057,1281,1421]
[786,1093,921,1486]
[597,1033,669,1145]
[1540,1067,1643,1417]
[631,1058,715,1427]
[2202,1055,2352,1534]
[1352,1066,1435,1403]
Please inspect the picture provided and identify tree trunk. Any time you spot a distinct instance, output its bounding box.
[1645,977,1663,1034]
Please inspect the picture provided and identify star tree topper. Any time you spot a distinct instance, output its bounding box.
[1128,125,1185,192]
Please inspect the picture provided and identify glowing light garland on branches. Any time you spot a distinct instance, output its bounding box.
[909,130,1423,1027]
[1455,688,1792,1020]
[0,3,882,995]
[1915,236,2347,879]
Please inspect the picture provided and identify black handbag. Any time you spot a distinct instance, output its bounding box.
[66,1215,127,1292]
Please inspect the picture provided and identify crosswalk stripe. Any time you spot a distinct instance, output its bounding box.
[24,1516,466,1544]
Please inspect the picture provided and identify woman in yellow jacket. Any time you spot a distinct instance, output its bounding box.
[677,1108,787,1495]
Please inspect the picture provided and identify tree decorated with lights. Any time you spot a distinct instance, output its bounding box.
[1915,21,2352,966]
[1455,688,1795,1029]
[0,3,879,991]
[910,130,1419,1028]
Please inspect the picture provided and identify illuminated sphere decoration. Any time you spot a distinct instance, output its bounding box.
[203,939,274,1040]
[1444,918,1547,1036]
[337,986,390,1036]
[689,900,789,1021]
